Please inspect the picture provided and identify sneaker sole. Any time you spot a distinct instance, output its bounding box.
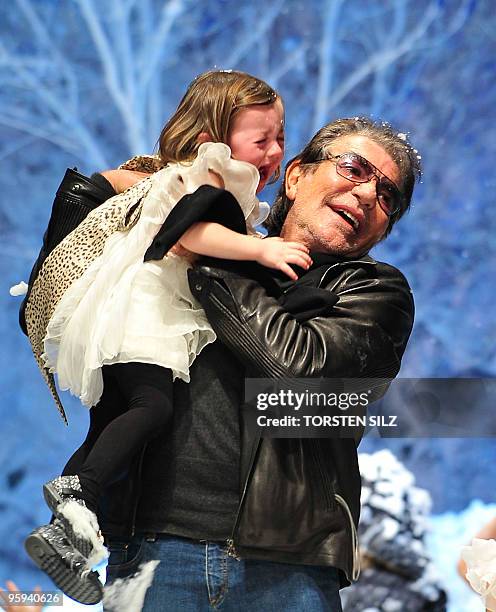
[25,531,102,605]
[43,482,93,558]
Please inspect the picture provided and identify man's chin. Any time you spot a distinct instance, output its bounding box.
[312,238,368,258]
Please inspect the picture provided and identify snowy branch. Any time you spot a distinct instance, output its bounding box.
[312,0,345,133]
[224,0,286,68]
[322,2,440,114]
[138,0,184,91]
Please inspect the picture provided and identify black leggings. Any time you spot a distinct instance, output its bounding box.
[61,362,173,513]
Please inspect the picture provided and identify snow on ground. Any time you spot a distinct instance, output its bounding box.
[426,500,496,612]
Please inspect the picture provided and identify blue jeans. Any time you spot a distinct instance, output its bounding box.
[106,535,343,611]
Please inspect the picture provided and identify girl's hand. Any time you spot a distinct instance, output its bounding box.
[100,169,151,193]
[255,237,312,280]
[206,169,225,189]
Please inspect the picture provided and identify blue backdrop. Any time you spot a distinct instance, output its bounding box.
[1,1,494,609]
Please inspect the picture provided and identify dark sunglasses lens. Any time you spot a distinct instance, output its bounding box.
[337,155,371,181]
[377,180,401,215]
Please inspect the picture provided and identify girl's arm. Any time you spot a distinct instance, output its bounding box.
[100,168,221,193]
[101,169,310,279]
[179,221,312,281]
[100,169,151,192]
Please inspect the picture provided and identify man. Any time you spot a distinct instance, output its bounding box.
[23,117,420,611]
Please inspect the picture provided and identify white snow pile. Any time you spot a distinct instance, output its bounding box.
[103,560,160,612]
[9,281,28,296]
[355,450,444,606]
[461,538,496,611]
[423,494,496,611]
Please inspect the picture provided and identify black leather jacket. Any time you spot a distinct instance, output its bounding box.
[187,255,414,586]
[22,170,414,587]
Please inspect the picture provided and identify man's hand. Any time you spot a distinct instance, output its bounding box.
[101,169,151,193]
[254,237,312,280]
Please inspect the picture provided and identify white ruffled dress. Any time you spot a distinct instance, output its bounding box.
[42,143,269,408]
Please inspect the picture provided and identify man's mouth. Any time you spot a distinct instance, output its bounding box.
[330,206,362,232]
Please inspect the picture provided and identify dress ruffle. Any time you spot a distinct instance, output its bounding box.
[43,143,263,407]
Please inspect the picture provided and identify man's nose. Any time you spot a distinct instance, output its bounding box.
[350,179,377,209]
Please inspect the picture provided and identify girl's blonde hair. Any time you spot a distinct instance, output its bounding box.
[158,70,282,181]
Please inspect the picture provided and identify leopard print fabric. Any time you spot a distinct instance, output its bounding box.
[25,157,162,423]
[119,154,164,174]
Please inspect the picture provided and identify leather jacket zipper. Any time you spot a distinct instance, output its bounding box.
[227,437,262,559]
[226,538,240,560]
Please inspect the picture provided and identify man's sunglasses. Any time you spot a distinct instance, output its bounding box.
[328,152,404,217]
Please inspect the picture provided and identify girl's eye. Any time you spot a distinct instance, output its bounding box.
[255,138,267,144]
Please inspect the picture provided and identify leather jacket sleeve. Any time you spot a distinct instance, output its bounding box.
[188,261,414,380]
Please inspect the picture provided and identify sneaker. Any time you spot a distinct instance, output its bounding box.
[43,475,105,564]
[25,520,103,605]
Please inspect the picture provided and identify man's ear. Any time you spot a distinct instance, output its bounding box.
[197,132,213,144]
[285,159,303,201]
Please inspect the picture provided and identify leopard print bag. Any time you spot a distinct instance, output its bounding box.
[25,156,163,423]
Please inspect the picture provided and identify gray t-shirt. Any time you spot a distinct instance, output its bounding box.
[135,341,244,541]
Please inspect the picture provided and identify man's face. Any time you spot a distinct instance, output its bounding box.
[280,135,401,257]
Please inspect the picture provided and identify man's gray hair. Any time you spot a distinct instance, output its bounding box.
[264,117,422,237]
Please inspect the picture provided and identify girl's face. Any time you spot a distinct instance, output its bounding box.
[227,100,285,193]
